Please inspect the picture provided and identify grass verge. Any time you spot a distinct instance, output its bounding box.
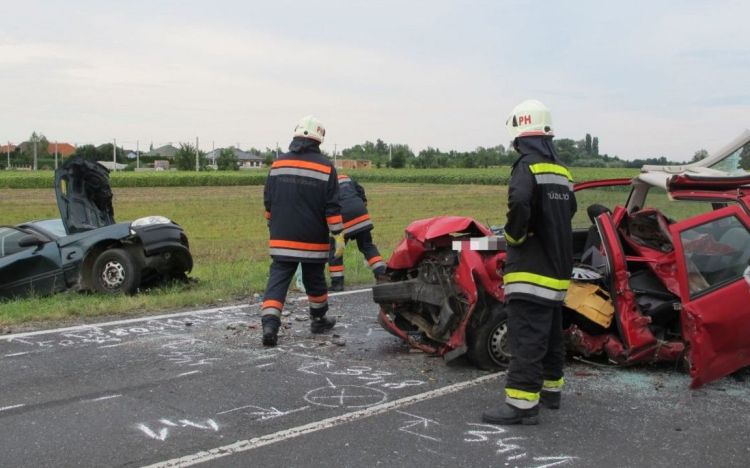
[0,183,701,327]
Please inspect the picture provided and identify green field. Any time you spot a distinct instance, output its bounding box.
[1,173,703,328]
[0,167,640,189]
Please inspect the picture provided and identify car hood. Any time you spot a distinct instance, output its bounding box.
[54,157,116,235]
[638,130,750,190]
[404,216,493,243]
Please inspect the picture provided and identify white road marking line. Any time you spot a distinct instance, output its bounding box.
[255,363,273,369]
[4,352,29,357]
[0,289,372,341]
[90,395,122,402]
[177,371,201,377]
[0,404,25,412]
[142,373,500,468]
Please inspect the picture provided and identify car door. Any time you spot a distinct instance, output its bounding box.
[596,208,658,354]
[670,205,750,388]
[0,227,65,300]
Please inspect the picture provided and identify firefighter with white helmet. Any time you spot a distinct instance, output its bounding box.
[482,99,578,425]
[261,115,344,346]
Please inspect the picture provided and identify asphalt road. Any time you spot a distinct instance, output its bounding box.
[1,289,749,468]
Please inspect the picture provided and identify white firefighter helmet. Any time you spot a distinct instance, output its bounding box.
[294,115,326,143]
[506,99,554,138]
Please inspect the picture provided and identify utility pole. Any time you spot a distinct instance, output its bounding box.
[7,141,10,169]
[113,138,117,171]
[195,136,199,172]
[33,136,38,171]
[136,140,140,169]
[334,143,337,166]
[54,141,58,169]
[275,142,279,159]
[389,144,392,163]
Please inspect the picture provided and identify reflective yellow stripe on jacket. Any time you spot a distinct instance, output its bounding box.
[529,163,573,180]
[504,272,570,302]
[504,231,526,246]
[529,163,574,190]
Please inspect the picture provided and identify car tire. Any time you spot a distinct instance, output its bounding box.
[92,249,141,295]
[466,303,510,371]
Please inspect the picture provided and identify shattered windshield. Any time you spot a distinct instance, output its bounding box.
[709,140,750,174]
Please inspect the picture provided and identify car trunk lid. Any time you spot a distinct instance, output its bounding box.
[54,157,116,235]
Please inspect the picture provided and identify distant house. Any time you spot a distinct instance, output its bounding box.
[52,143,77,158]
[125,151,138,159]
[0,144,17,154]
[335,159,372,170]
[144,144,179,159]
[205,148,264,169]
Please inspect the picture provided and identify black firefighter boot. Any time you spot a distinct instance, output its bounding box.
[261,315,281,346]
[540,390,561,410]
[310,315,336,334]
[482,403,540,425]
[329,277,344,292]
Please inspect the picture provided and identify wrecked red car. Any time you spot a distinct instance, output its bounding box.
[373,131,750,388]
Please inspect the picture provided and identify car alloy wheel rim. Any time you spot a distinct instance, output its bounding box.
[488,321,511,365]
[101,260,126,289]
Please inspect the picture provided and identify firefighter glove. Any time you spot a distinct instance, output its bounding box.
[334,234,345,259]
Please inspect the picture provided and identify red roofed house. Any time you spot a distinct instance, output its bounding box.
[0,144,17,153]
[51,142,77,158]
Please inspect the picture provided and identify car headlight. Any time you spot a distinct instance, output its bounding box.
[131,216,172,228]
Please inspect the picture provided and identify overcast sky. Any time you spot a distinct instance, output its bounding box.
[1,0,748,161]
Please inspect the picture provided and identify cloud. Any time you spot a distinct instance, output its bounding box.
[1,0,749,160]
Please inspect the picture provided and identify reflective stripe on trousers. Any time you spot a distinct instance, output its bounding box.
[505,388,540,409]
[543,378,564,393]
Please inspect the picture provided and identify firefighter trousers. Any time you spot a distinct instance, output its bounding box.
[262,260,329,319]
[504,299,565,409]
[328,230,385,281]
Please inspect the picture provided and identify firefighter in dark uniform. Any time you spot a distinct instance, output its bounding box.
[328,174,386,291]
[482,100,577,425]
[261,115,346,346]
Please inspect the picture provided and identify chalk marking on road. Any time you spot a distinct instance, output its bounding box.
[396,410,442,442]
[0,289,372,342]
[98,343,126,349]
[139,424,169,441]
[495,436,526,455]
[179,419,219,431]
[4,352,29,357]
[142,373,498,468]
[177,371,201,377]
[255,363,273,369]
[90,395,122,402]
[0,404,25,412]
[531,456,578,468]
[297,360,334,375]
[216,404,309,420]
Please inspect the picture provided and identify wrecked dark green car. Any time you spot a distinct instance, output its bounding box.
[0,157,193,300]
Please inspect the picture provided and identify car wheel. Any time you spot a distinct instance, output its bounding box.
[92,249,141,295]
[466,304,510,371]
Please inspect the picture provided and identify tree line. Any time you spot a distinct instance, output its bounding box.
[3,131,741,171]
